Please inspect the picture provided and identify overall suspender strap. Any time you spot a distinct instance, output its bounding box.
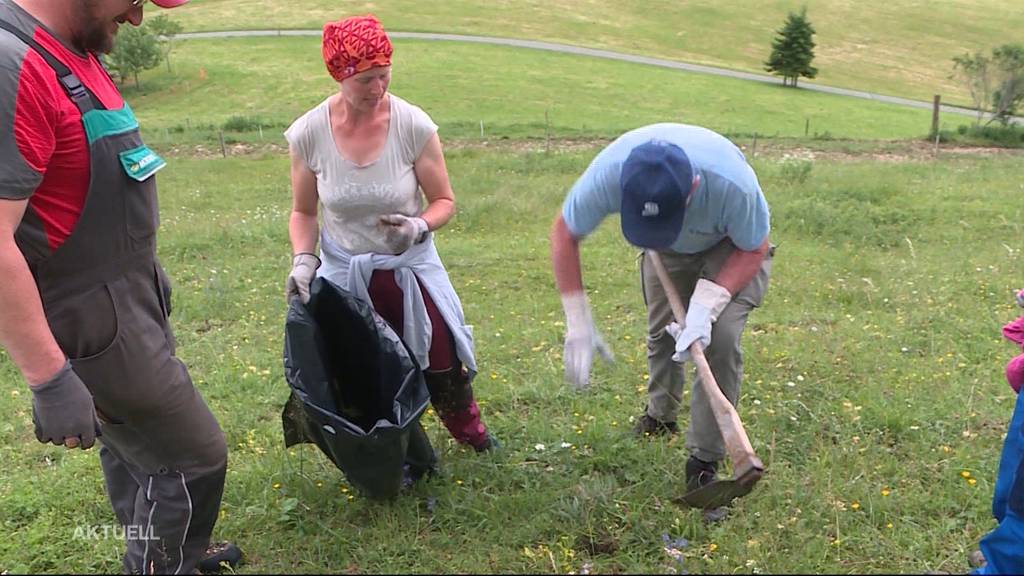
[0,19,104,112]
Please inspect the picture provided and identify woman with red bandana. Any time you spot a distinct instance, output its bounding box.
[283,15,498,453]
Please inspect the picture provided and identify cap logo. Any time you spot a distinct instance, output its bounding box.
[642,202,660,217]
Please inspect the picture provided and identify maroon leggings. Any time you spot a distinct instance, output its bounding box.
[366,270,488,447]
[367,269,455,370]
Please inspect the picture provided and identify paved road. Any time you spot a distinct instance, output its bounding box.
[179,29,1016,123]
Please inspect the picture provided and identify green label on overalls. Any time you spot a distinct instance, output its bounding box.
[118,145,166,182]
[81,104,140,144]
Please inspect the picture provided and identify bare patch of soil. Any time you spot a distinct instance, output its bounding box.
[160,136,1024,162]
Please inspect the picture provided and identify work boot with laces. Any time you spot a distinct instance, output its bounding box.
[685,455,719,492]
[685,456,729,523]
[198,541,243,574]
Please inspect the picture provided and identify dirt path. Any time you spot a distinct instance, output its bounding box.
[163,137,1024,163]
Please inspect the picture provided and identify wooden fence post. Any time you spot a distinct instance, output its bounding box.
[545,109,551,154]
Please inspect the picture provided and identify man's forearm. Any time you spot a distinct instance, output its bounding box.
[550,215,585,294]
[712,238,769,295]
[0,241,66,386]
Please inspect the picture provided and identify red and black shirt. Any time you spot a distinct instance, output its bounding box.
[0,0,123,252]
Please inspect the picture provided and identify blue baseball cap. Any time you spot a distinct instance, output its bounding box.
[619,140,693,249]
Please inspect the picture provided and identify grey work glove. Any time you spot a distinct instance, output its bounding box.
[378,214,428,254]
[286,252,320,304]
[561,292,614,390]
[30,361,101,449]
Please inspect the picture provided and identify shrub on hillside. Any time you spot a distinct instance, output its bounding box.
[222,116,277,132]
[949,124,1024,147]
[778,155,814,184]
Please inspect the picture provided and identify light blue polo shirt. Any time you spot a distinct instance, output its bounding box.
[562,123,770,253]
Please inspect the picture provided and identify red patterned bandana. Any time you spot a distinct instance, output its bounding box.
[322,15,393,83]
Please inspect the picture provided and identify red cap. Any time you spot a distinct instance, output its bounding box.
[151,0,189,8]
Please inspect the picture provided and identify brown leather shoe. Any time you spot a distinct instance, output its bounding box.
[632,412,679,438]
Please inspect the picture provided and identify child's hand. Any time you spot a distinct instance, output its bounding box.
[1016,288,1024,308]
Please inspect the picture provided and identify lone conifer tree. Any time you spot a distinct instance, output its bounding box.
[764,7,818,87]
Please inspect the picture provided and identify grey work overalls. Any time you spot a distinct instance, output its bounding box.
[0,21,228,575]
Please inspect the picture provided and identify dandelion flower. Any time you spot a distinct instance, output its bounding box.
[272,482,281,489]
[851,501,861,510]
[961,470,972,479]
[708,543,718,552]
[881,489,890,497]
[968,478,977,486]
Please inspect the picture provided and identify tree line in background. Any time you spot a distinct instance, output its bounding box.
[104,14,183,89]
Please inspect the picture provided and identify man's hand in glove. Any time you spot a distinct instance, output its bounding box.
[561,292,615,390]
[30,361,100,450]
[667,279,731,363]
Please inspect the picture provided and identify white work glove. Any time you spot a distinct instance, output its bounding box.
[379,214,429,254]
[31,361,101,450]
[561,292,614,390]
[667,279,732,363]
[286,252,320,304]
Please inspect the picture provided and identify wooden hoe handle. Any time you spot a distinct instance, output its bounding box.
[646,251,763,476]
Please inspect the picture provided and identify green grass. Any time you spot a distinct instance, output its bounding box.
[129,37,961,145]
[2,13,1023,573]
[161,0,1024,106]
[2,144,1022,573]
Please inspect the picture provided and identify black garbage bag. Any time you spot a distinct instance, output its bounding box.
[282,276,437,500]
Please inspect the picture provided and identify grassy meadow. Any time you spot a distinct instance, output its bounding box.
[2,10,1024,575]
[162,0,1024,106]
[1,143,1023,574]
[131,37,960,145]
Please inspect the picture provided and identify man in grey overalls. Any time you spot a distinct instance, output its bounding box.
[0,0,237,572]
[550,123,772,504]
